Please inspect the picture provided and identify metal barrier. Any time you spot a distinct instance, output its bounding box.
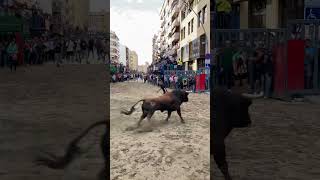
[163,69,209,93]
[212,28,287,97]
[287,19,320,92]
[212,24,320,97]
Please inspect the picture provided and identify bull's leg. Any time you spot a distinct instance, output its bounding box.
[146,111,155,122]
[213,141,232,180]
[137,111,148,127]
[177,109,185,123]
[165,111,172,122]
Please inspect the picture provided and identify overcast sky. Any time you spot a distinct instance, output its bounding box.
[110,0,162,65]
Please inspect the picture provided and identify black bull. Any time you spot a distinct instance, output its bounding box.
[211,88,259,180]
[121,90,189,126]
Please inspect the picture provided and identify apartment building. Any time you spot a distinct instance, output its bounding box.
[63,0,89,30]
[126,47,130,68]
[119,44,127,66]
[152,34,160,64]
[110,31,120,64]
[88,10,108,33]
[179,0,210,71]
[129,50,139,71]
[159,0,181,62]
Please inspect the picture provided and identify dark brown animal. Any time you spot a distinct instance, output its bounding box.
[121,90,189,127]
[212,88,262,180]
[34,120,108,180]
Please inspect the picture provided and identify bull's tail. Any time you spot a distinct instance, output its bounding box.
[121,99,144,115]
[34,120,106,169]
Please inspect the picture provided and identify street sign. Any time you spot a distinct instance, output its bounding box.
[305,7,320,19]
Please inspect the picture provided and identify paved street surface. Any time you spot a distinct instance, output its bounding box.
[110,82,210,180]
[0,64,107,180]
[212,98,320,180]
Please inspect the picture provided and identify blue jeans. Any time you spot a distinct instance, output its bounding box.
[264,74,272,97]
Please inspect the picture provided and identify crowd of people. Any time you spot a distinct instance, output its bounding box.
[0,34,108,71]
[215,40,274,97]
[145,72,199,93]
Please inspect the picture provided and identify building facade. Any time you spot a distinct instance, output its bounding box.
[110,31,120,64]
[232,0,305,29]
[179,0,210,71]
[88,10,108,33]
[129,50,138,71]
[126,47,130,68]
[119,44,127,66]
[158,0,181,62]
[63,0,89,31]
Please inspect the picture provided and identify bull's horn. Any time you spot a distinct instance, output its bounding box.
[241,92,264,99]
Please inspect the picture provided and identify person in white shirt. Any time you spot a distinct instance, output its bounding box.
[75,39,81,63]
[66,39,74,62]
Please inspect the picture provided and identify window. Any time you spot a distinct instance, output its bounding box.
[191,18,194,33]
[181,29,183,39]
[181,10,185,20]
[202,5,207,23]
[188,22,190,35]
[198,11,202,27]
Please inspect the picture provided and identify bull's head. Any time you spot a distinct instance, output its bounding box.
[230,92,263,128]
[172,90,189,102]
[230,96,252,128]
[182,91,189,102]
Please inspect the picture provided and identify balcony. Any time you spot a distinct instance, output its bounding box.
[171,19,179,32]
[161,19,165,28]
[171,32,180,42]
[160,30,165,36]
[171,4,179,18]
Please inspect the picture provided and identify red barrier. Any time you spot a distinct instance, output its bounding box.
[287,40,305,90]
[196,74,206,91]
[273,44,286,96]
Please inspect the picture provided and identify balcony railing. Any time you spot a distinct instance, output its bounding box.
[171,32,180,42]
[171,4,179,18]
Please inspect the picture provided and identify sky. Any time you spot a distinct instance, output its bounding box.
[110,0,162,65]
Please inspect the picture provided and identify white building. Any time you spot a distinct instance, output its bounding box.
[119,44,127,66]
[110,30,120,64]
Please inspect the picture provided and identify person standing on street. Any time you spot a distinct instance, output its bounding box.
[66,39,74,62]
[88,38,94,60]
[75,39,81,63]
[220,40,235,91]
[7,37,18,72]
[304,39,315,89]
[80,38,87,62]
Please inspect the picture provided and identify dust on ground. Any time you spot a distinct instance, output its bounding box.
[110,82,210,180]
[211,97,320,180]
[0,64,107,180]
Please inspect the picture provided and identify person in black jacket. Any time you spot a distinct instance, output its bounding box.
[263,50,274,98]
